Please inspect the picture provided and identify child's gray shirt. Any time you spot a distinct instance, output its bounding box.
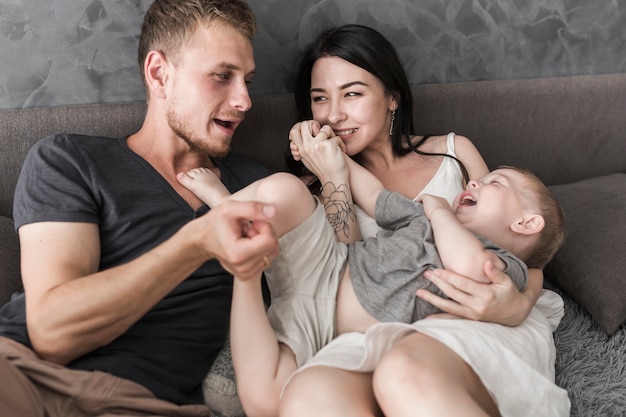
[347,190,528,323]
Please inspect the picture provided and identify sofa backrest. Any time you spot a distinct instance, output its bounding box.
[236,74,626,187]
[2,73,626,219]
[410,73,626,186]
[1,102,148,218]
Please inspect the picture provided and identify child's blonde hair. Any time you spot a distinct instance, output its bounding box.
[500,166,565,269]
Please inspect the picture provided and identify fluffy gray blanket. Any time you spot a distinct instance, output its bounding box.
[549,281,626,416]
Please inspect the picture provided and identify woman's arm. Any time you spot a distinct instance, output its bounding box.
[344,156,385,217]
[289,121,362,243]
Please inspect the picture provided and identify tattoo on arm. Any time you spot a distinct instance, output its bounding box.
[320,182,357,239]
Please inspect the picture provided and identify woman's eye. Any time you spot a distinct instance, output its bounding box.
[346,92,361,97]
[312,96,327,103]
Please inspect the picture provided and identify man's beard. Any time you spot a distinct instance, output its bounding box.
[167,109,230,157]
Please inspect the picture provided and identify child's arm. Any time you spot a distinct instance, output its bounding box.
[421,194,506,283]
[344,156,385,217]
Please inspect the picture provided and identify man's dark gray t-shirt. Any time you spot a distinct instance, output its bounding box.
[348,190,528,323]
[0,134,271,404]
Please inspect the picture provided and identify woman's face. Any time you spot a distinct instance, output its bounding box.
[310,56,396,156]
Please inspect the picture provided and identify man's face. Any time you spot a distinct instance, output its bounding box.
[166,21,255,156]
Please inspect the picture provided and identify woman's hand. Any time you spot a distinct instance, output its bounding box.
[416,260,542,326]
[290,120,361,243]
[289,120,347,183]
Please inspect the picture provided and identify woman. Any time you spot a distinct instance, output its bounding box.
[283,24,569,416]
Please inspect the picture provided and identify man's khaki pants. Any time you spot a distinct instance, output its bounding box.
[0,337,212,417]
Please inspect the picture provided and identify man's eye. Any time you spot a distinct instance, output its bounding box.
[216,73,231,81]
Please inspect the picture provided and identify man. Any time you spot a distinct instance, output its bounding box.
[0,1,277,415]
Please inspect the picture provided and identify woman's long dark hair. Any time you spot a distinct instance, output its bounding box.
[290,24,468,188]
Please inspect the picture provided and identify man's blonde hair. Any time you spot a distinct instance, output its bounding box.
[138,0,256,94]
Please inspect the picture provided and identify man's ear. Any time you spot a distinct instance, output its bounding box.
[511,214,545,236]
[144,50,168,99]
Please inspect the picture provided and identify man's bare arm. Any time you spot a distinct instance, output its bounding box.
[21,201,277,365]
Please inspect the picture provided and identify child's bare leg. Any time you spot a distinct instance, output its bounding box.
[186,171,318,416]
[226,173,319,415]
[180,170,317,237]
[177,167,231,207]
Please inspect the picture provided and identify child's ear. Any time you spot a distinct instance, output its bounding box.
[511,214,545,236]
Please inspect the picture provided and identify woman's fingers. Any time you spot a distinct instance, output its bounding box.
[417,269,494,320]
[418,264,525,323]
[318,124,334,138]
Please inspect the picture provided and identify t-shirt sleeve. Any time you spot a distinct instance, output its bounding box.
[478,235,528,292]
[13,135,100,230]
[374,189,425,230]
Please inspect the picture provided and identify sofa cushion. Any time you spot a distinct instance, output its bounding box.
[203,339,244,417]
[545,173,626,336]
[0,216,21,305]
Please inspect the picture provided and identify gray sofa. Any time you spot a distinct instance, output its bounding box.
[1,74,625,416]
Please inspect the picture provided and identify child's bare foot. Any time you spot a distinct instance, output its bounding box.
[177,168,231,207]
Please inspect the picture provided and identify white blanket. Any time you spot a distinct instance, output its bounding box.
[286,289,571,417]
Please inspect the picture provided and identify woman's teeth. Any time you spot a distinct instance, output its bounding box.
[335,128,358,136]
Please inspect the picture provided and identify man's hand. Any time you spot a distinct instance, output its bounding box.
[200,200,279,281]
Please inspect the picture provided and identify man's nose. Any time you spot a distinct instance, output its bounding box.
[232,81,252,112]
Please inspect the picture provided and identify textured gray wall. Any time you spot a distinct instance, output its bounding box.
[1,0,625,109]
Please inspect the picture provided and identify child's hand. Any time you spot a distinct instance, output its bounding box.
[289,120,319,161]
[420,194,451,219]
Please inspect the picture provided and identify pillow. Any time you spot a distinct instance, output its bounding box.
[545,173,626,336]
[203,339,245,417]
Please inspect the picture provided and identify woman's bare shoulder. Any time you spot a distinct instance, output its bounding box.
[411,134,449,154]
[451,134,489,178]
[452,133,478,152]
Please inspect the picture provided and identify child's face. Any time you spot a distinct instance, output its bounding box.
[452,168,531,237]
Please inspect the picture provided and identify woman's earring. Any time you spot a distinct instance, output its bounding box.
[389,109,396,136]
